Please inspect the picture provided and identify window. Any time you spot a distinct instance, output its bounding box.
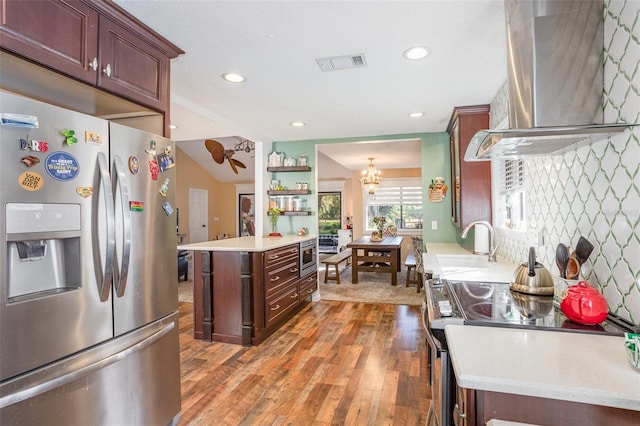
[364,179,422,231]
[497,159,526,231]
[318,192,341,234]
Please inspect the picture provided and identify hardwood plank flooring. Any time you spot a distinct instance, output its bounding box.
[176,300,431,425]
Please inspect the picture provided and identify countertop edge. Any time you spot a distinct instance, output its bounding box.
[445,325,640,412]
[177,234,317,252]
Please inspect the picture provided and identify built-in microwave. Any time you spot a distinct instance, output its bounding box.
[299,239,317,277]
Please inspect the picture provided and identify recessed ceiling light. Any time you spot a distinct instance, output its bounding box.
[403,46,430,61]
[290,122,306,127]
[221,72,246,83]
[409,112,424,118]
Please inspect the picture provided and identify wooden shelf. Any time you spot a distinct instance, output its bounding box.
[268,211,312,216]
[267,189,311,195]
[267,166,311,172]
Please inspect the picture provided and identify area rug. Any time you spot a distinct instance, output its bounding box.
[318,263,422,306]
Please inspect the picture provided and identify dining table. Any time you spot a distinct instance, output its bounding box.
[347,235,404,286]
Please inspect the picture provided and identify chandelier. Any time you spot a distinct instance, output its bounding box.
[360,157,382,197]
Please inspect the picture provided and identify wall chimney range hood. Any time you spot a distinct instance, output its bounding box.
[465,0,637,161]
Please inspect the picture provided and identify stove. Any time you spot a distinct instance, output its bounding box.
[428,279,637,335]
[422,278,637,426]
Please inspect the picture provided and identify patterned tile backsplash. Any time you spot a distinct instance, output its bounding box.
[493,0,640,325]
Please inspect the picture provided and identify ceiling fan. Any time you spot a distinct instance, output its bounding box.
[204,137,254,174]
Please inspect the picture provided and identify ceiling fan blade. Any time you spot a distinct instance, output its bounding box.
[204,139,225,164]
[229,158,239,174]
[232,158,246,169]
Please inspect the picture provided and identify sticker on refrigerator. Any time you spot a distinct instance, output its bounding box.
[130,201,144,212]
[1,113,39,128]
[45,151,80,181]
[128,156,140,174]
[159,178,170,197]
[20,138,48,152]
[76,186,93,198]
[21,155,40,167]
[85,131,103,145]
[162,201,174,216]
[18,171,44,191]
[148,160,160,181]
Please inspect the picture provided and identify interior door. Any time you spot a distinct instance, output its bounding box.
[189,188,208,242]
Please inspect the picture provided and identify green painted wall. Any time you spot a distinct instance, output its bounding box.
[271,131,462,243]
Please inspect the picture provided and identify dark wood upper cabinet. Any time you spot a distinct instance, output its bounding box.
[0,0,182,114]
[0,0,99,83]
[447,105,492,229]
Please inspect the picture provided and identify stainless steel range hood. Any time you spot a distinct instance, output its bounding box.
[465,0,637,161]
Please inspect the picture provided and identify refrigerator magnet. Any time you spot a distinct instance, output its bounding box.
[130,201,144,212]
[145,140,157,155]
[159,178,170,197]
[19,138,49,153]
[21,155,40,167]
[62,129,77,145]
[128,156,140,174]
[45,152,79,181]
[162,201,174,216]
[148,160,160,180]
[84,131,103,145]
[18,171,44,191]
[76,186,93,198]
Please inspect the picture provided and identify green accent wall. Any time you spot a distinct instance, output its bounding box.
[271,131,462,243]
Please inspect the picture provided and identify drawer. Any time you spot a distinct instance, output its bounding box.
[265,245,299,270]
[264,261,299,296]
[266,286,299,326]
[299,272,317,300]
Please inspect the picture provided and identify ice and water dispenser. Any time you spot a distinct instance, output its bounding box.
[5,203,81,301]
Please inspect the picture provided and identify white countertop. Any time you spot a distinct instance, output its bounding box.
[423,243,516,283]
[445,324,640,411]
[177,234,317,252]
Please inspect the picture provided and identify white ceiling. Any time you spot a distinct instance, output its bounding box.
[114,0,507,183]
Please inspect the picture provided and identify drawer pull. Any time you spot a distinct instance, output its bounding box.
[306,288,314,294]
[290,293,298,299]
[269,254,279,259]
[453,403,466,426]
[290,268,298,273]
[270,275,280,282]
[306,277,314,283]
[270,304,280,311]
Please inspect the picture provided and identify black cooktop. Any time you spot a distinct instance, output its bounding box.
[445,280,637,336]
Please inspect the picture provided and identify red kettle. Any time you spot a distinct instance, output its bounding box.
[560,281,608,325]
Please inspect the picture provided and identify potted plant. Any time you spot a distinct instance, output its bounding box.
[372,216,387,234]
[268,207,282,236]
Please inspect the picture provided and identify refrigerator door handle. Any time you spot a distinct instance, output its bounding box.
[112,155,132,297]
[96,152,115,301]
[0,320,176,409]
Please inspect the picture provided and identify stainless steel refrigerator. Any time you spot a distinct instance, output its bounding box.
[0,91,181,425]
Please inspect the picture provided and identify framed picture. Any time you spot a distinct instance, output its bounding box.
[239,194,255,236]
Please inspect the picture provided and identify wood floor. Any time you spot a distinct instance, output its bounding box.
[176,300,431,425]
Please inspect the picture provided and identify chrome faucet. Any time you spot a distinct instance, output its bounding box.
[461,220,498,262]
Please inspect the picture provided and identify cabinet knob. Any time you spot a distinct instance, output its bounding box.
[103,63,112,77]
[89,57,98,71]
[290,293,298,299]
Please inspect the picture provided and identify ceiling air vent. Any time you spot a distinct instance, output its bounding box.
[315,53,367,72]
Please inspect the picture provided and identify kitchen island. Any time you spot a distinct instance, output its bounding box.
[445,324,640,425]
[178,235,318,346]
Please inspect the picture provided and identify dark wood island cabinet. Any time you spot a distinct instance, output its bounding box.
[184,236,318,346]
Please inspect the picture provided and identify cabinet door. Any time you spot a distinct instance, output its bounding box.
[97,16,169,111]
[0,0,99,83]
